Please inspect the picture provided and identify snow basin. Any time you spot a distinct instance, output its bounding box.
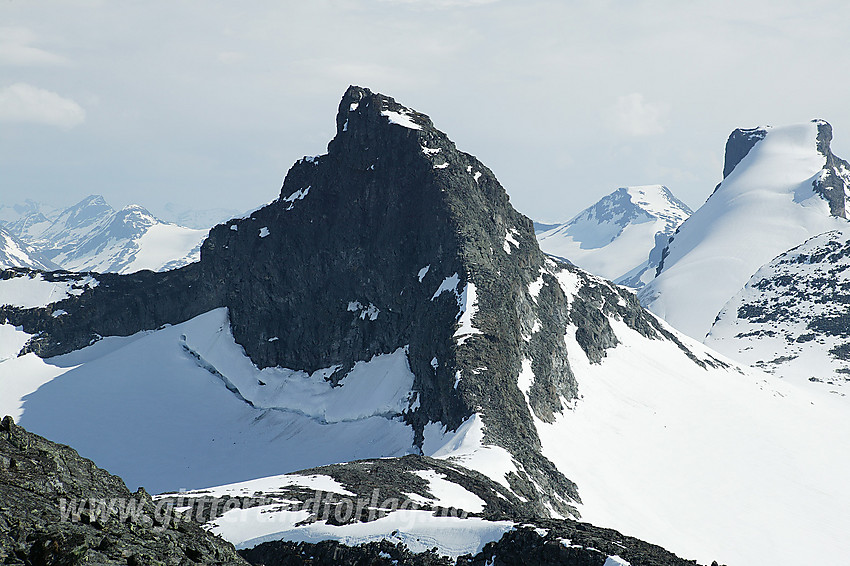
[0,308,417,493]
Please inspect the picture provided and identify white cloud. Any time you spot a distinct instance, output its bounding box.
[0,83,85,129]
[0,27,67,66]
[607,92,665,136]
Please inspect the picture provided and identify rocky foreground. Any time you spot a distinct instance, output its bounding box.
[0,417,715,565]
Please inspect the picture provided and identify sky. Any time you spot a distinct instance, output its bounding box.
[2,0,850,223]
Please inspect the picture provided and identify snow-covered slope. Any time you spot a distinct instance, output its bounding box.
[536,185,692,287]
[0,226,59,270]
[534,315,850,566]
[0,307,417,493]
[6,195,207,273]
[706,229,850,387]
[640,121,850,339]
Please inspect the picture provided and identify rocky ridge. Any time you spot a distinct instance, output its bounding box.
[0,416,248,565]
[0,418,715,566]
[706,229,850,386]
[157,455,710,565]
[239,523,707,566]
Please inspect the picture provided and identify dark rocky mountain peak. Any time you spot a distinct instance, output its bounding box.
[1,86,711,517]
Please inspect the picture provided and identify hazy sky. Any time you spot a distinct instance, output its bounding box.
[3,0,849,222]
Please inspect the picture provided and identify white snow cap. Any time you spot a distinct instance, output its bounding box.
[640,121,849,339]
[536,184,691,286]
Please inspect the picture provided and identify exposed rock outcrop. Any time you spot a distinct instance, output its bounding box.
[0,416,248,565]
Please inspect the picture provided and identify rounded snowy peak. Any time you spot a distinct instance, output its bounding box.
[114,203,157,221]
[108,204,159,233]
[640,119,850,340]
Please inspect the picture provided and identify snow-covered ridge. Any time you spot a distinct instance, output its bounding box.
[640,121,850,339]
[162,458,517,558]
[536,185,691,287]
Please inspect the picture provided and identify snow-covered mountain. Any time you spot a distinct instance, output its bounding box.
[2,88,850,566]
[706,229,850,388]
[0,226,59,270]
[27,195,115,253]
[639,120,850,340]
[2,195,208,274]
[45,201,207,273]
[536,185,692,288]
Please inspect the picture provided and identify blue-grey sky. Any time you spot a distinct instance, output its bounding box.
[2,0,849,222]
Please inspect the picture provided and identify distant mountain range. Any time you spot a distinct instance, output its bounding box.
[0,195,208,273]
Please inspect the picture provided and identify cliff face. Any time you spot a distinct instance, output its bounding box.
[721,127,767,179]
[813,120,850,218]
